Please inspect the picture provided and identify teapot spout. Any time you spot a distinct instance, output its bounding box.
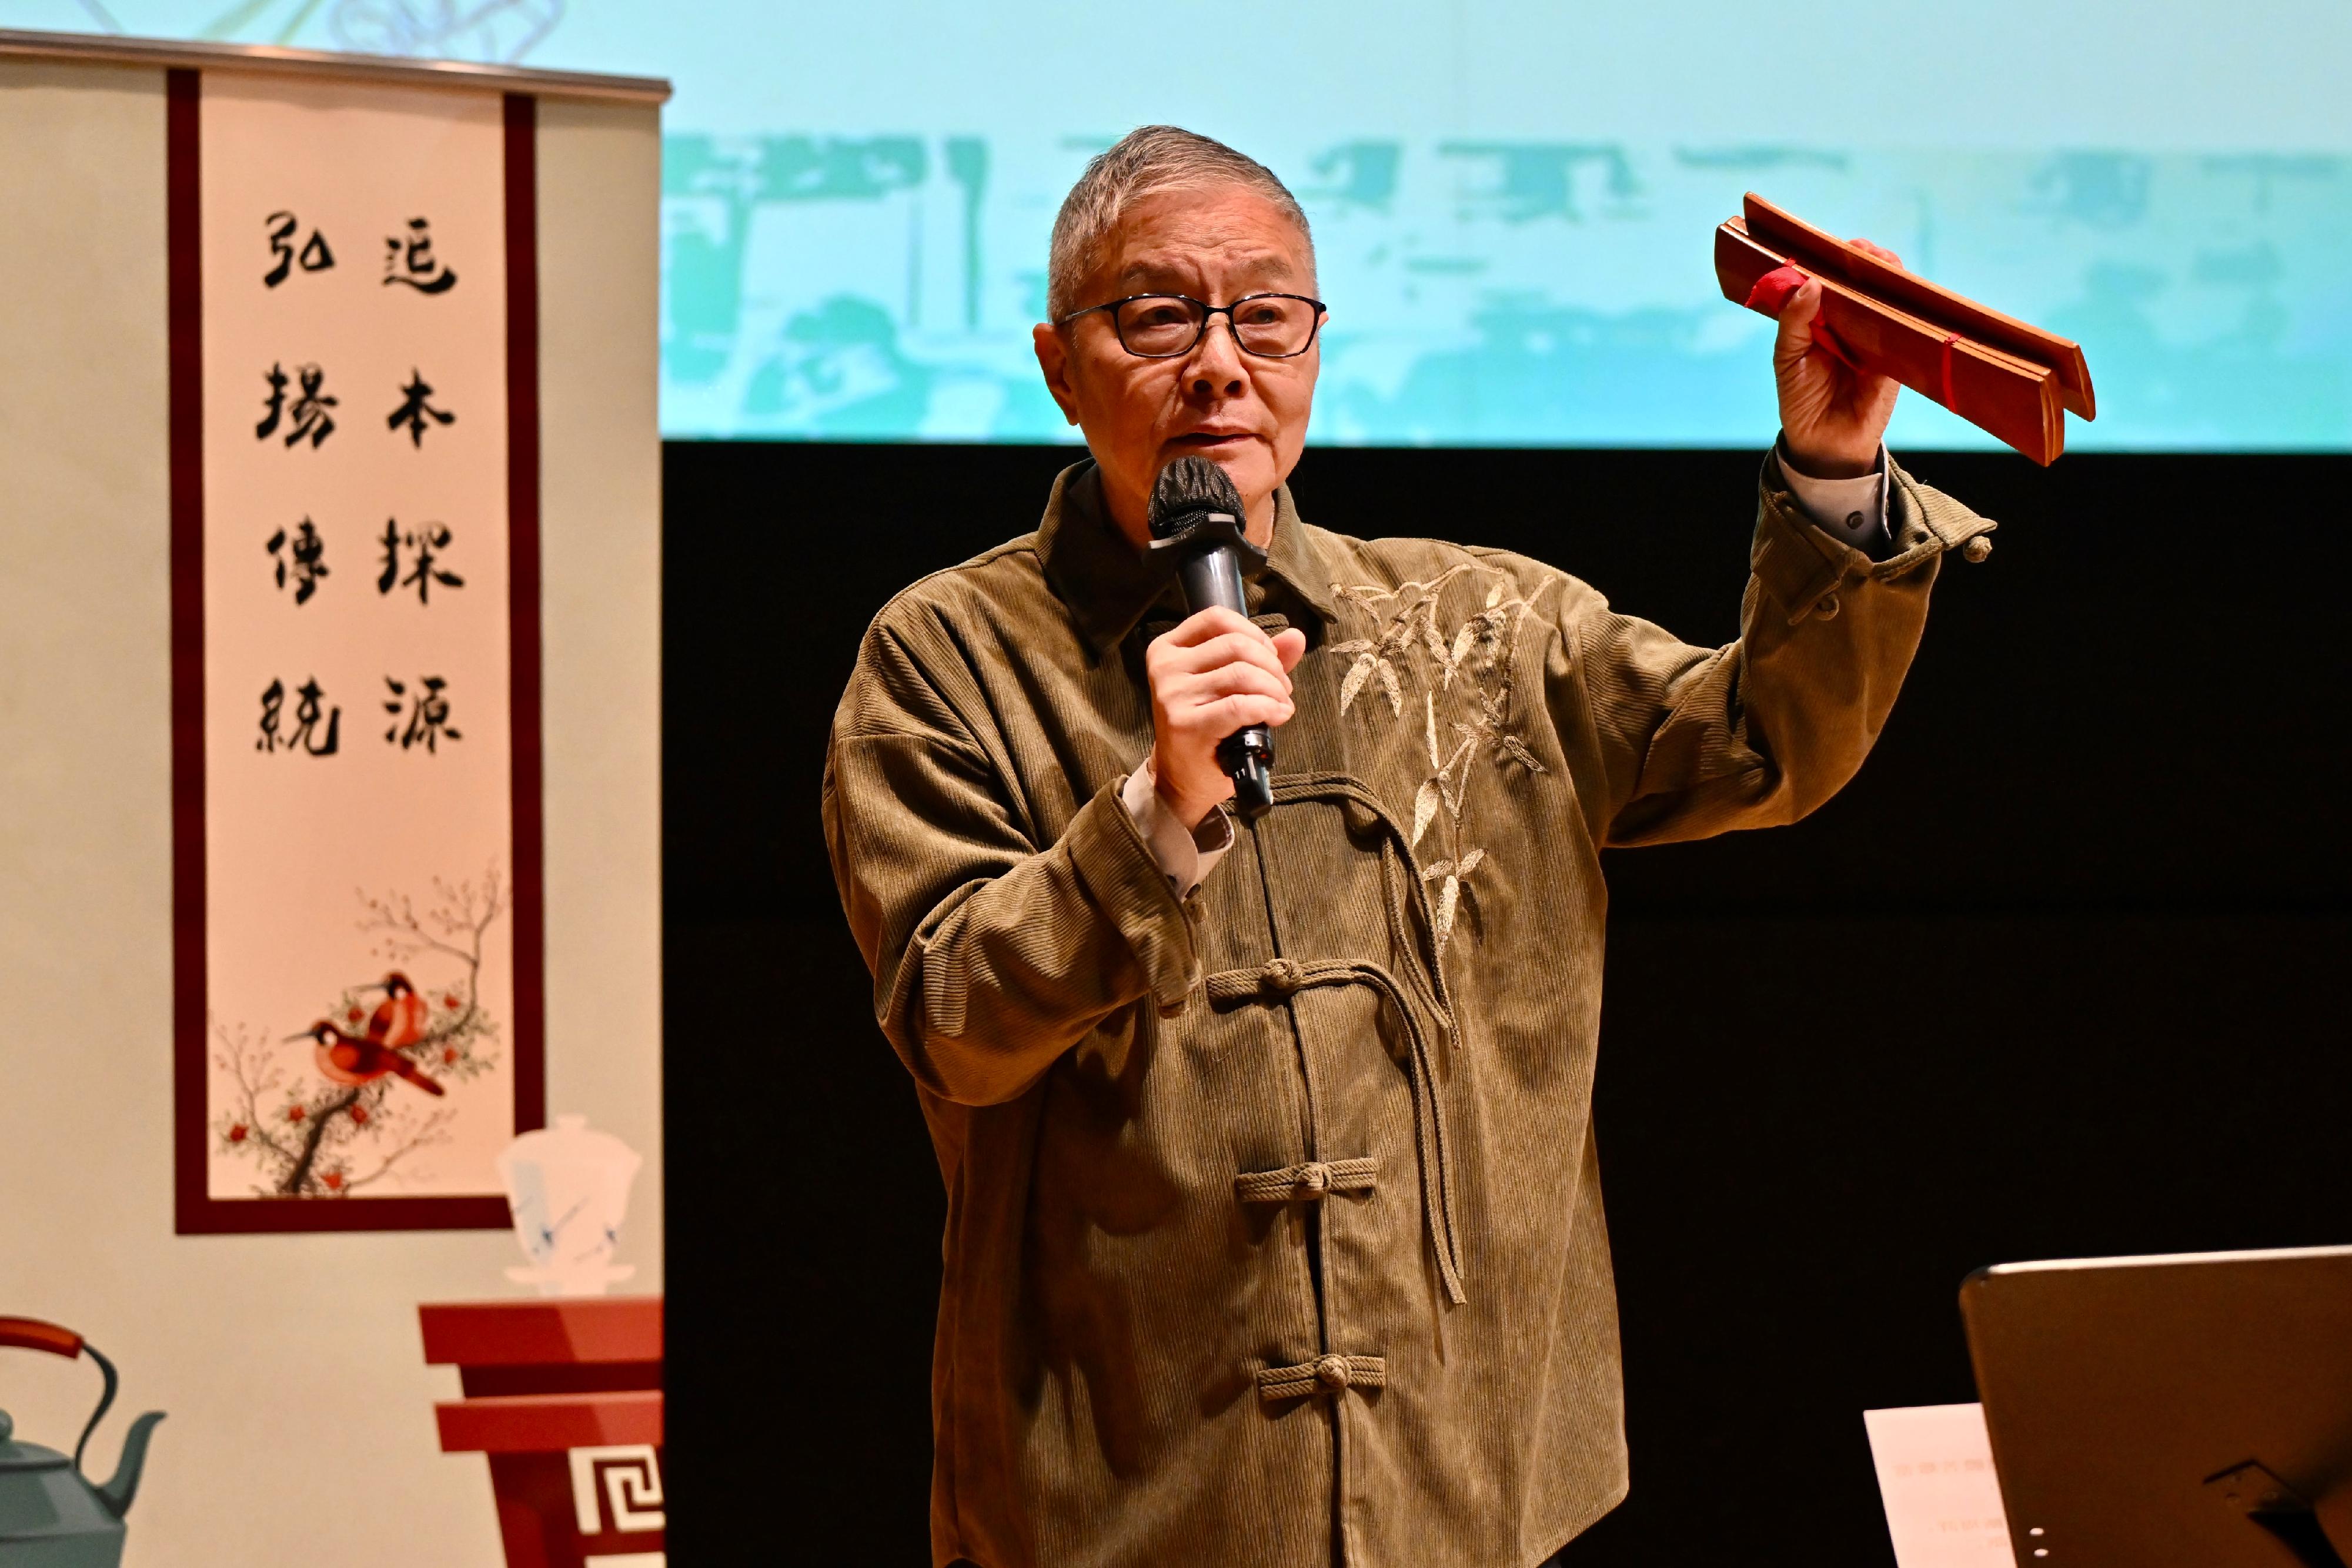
[95,1410,165,1517]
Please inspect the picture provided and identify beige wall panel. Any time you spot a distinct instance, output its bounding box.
[534,96,666,1295]
[0,59,663,1568]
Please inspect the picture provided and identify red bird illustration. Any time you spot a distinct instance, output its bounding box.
[288,1021,446,1096]
[362,971,430,1049]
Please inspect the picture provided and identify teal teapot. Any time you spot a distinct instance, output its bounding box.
[0,1318,163,1567]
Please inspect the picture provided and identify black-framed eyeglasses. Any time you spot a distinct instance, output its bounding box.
[1054,292,1328,359]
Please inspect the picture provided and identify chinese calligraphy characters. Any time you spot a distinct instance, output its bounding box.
[262,519,465,607]
[256,674,465,756]
[265,212,463,295]
[383,676,462,751]
[386,370,456,447]
[256,362,338,448]
[376,520,465,604]
[235,195,480,766]
[385,217,459,295]
[257,209,461,448]
[253,366,462,450]
[265,519,329,604]
[256,676,342,755]
[263,211,335,287]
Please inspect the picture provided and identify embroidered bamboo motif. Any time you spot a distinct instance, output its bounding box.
[1421,848,1485,947]
[1330,566,1555,949]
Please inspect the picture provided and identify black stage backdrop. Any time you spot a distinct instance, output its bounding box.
[661,442,2349,1566]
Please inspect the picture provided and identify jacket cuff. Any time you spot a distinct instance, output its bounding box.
[1120,758,1236,899]
[1752,449,1998,625]
[1067,776,1204,1017]
[1776,437,1890,553]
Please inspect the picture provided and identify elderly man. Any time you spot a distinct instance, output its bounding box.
[824,126,1993,1568]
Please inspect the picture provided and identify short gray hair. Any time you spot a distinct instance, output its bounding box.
[1046,125,1314,320]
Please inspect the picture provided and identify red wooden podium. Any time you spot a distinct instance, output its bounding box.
[420,1297,665,1567]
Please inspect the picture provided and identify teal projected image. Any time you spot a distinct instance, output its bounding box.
[12,0,2348,450]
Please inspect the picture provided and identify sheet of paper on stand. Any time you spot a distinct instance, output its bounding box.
[1865,1403,2020,1568]
[1716,192,2096,467]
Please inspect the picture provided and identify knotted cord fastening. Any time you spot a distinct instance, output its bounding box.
[1255,1353,1387,1402]
[1207,955,1467,1304]
[1269,774,1456,1022]
[1233,1156,1377,1204]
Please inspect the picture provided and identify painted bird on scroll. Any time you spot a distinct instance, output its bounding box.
[288,1021,447,1096]
[360,971,430,1050]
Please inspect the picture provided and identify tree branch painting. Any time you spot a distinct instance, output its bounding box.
[211,864,506,1197]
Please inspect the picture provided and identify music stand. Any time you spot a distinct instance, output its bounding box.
[1961,1244,2352,1568]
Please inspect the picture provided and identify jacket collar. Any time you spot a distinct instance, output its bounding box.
[1036,460,1341,657]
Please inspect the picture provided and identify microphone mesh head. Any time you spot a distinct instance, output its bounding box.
[1147,455,1246,540]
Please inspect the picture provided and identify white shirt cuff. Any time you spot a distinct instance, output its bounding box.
[1120,758,1235,899]
[1780,440,1891,551]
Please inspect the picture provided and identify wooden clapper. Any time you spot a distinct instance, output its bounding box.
[1717,193,2096,465]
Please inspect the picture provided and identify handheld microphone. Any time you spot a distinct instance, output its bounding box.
[1147,456,1275,820]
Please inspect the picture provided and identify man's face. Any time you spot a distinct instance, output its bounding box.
[1033,184,1321,546]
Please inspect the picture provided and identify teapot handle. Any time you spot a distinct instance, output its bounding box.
[0,1317,85,1359]
[0,1318,119,1475]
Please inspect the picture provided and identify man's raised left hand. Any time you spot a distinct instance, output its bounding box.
[1773,237,1905,480]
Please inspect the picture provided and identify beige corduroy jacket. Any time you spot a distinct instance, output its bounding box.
[823,456,1993,1568]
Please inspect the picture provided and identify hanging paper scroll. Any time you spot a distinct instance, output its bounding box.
[173,69,545,1232]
